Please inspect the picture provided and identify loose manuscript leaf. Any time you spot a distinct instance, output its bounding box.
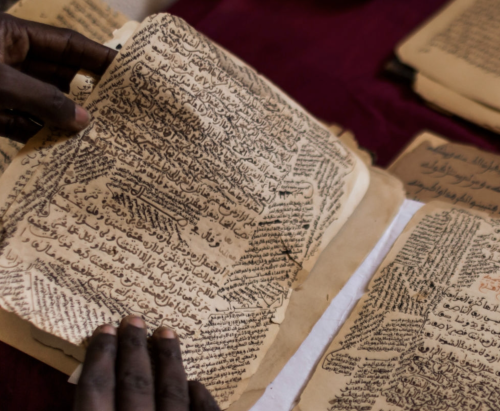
[389,131,500,217]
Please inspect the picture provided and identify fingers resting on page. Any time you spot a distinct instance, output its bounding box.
[0,13,117,143]
[74,316,221,411]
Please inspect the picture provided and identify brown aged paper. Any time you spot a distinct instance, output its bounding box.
[296,201,500,410]
[388,130,448,162]
[227,167,405,411]
[0,309,79,375]
[0,14,369,409]
[389,131,500,217]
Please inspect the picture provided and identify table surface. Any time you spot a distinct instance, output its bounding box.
[3,0,500,409]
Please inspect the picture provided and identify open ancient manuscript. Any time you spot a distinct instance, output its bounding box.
[397,0,500,133]
[0,13,371,409]
[296,201,500,410]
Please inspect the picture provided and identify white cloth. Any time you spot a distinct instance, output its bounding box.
[250,199,424,411]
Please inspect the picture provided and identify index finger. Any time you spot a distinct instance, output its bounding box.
[8,14,117,74]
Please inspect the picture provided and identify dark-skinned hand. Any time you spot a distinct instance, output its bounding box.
[0,12,117,143]
[74,316,221,411]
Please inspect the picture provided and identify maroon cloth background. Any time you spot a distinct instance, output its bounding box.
[170,0,500,166]
[2,1,500,410]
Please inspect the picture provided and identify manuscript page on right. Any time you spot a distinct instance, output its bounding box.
[296,201,500,410]
[397,0,500,112]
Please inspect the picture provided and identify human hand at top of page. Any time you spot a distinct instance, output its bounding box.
[73,316,221,411]
[0,13,117,143]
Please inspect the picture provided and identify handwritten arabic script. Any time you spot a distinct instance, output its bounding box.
[296,203,500,411]
[390,141,500,217]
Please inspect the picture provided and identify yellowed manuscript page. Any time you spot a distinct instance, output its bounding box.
[0,14,369,408]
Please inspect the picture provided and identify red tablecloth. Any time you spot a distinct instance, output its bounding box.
[2,1,500,409]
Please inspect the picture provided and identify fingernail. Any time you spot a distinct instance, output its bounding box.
[74,105,91,129]
[155,326,177,339]
[125,315,145,328]
[93,324,116,336]
[99,324,116,335]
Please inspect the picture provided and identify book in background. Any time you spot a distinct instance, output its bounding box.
[395,0,500,134]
